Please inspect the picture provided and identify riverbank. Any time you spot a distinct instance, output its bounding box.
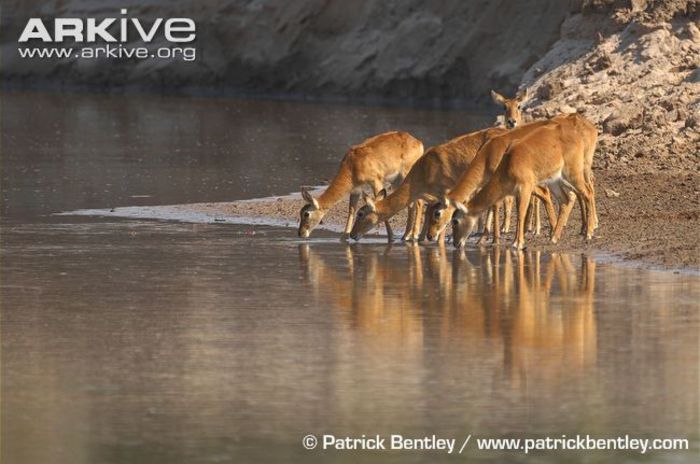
[63,168,699,272]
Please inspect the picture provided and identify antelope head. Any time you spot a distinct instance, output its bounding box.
[349,193,383,241]
[298,187,326,238]
[491,89,527,129]
[425,195,454,241]
[450,202,478,249]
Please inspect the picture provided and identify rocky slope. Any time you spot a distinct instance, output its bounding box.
[520,0,699,173]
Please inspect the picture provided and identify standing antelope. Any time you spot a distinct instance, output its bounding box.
[492,88,543,235]
[449,114,598,250]
[491,89,527,129]
[425,118,561,243]
[349,127,507,243]
[298,131,424,241]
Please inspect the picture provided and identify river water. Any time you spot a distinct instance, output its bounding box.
[2,91,698,463]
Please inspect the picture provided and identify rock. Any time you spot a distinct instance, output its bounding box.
[643,107,668,130]
[631,0,647,12]
[683,22,700,43]
[529,107,548,118]
[603,105,644,135]
[587,50,613,72]
[538,80,564,100]
[603,117,627,135]
[688,68,700,83]
[659,100,675,112]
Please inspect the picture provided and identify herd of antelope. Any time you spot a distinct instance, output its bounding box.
[298,89,599,250]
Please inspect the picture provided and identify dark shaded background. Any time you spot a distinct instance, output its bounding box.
[1,0,579,105]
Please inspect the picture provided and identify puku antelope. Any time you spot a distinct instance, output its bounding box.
[491,89,598,237]
[349,91,536,244]
[425,118,561,244]
[492,89,527,232]
[450,114,598,250]
[491,88,527,129]
[298,131,424,241]
[348,127,507,243]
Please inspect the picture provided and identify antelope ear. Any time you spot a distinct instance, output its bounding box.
[301,188,320,209]
[516,87,528,102]
[455,201,468,214]
[491,90,506,106]
[375,189,387,201]
[364,193,376,211]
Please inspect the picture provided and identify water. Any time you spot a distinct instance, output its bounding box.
[2,91,699,464]
[1,91,487,218]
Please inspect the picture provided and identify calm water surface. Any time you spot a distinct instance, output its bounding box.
[2,92,699,464]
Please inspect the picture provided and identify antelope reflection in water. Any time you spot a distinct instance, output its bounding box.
[299,244,598,394]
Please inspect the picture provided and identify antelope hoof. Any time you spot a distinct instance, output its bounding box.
[340,234,350,242]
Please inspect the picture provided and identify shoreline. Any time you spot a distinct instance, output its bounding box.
[58,170,700,274]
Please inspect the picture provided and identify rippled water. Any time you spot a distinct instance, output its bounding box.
[2,92,698,464]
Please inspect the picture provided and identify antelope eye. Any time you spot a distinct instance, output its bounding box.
[452,219,459,227]
[434,210,441,218]
[303,211,310,218]
[358,211,364,218]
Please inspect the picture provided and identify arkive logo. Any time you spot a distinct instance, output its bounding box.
[17,9,197,62]
[19,9,195,43]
